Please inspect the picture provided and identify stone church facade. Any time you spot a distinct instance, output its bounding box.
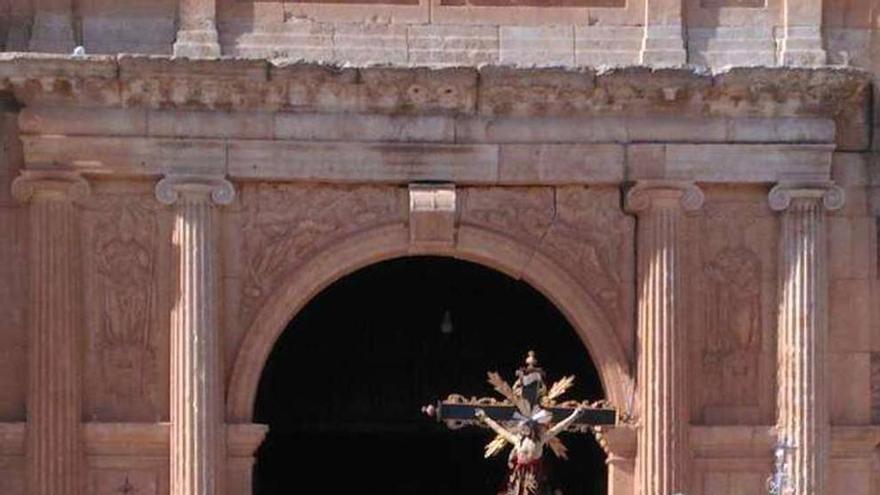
[0,1,879,495]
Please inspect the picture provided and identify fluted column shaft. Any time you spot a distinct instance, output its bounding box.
[157,175,234,495]
[12,171,90,495]
[770,183,843,495]
[626,181,703,495]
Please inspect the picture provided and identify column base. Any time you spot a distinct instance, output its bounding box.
[641,25,687,67]
[778,26,827,67]
[173,29,221,58]
[28,12,76,53]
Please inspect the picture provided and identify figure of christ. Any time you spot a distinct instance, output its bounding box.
[475,405,585,495]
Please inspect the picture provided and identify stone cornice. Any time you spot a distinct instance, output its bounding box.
[0,54,870,150]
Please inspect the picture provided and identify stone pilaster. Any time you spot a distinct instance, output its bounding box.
[12,171,90,495]
[778,0,826,66]
[640,0,686,67]
[173,0,221,58]
[626,181,703,495]
[28,0,76,52]
[769,182,844,495]
[156,174,234,495]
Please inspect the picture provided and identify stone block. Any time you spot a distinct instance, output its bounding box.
[332,23,408,66]
[574,26,641,67]
[408,24,499,66]
[454,116,628,143]
[147,110,274,139]
[727,117,835,144]
[829,353,872,424]
[829,279,872,353]
[274,113,454,142]
[824,28,872,67]
[688,27,776,69]
[498,143,624,184]
[831,153,870,187]
[829,459,874,495]
[625,116,728,142]
[499,26,575,67]
[222,22,334,61]
[82,15,175,55]
[19,107,147,136]
[628,144,834,183]
[228,140,499,183]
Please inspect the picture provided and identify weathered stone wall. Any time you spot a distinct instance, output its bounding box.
[0,0,876,71]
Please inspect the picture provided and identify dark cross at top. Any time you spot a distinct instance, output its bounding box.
[116,476,137,495]
[422,351,616,495]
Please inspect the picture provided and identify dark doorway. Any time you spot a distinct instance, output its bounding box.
[253,257,607,495]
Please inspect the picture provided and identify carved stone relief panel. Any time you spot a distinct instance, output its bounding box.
[689,189,777,425]
[82,185,169,422]
[89,469,159,495]
[541,187,633,340]
[460,186,633,355]
[0,207,27,421]
[459,187,555,246]
[239,183,406,328]
[872,353,880,424]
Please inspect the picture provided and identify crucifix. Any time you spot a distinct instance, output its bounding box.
[422,351,617,495]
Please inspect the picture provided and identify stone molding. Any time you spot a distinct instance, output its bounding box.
[11,171,90,203]
[768,181,846,212]
[155,175,235,206]
[21,137,837,186]
[226,222,634,423]
[0,57,868,130]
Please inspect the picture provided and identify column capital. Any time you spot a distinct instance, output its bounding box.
[594,425,636,463]
[768,181,845,212]
[155,174,235,206]
[11,171,90,203]
[625,180,704,214]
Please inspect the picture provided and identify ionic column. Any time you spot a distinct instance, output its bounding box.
[156,175,234,495]
[12,171,90,495]
[769,182,843,495]
[625,181,703,495]
[173,0,221,58]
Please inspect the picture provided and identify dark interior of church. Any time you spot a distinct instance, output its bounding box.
[253,256,608,495]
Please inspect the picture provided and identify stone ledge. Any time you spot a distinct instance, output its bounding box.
[0,54,870,150]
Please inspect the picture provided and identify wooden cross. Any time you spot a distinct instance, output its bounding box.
[422,351,616,461]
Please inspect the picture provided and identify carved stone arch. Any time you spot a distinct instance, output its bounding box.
[226,223,634,422]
